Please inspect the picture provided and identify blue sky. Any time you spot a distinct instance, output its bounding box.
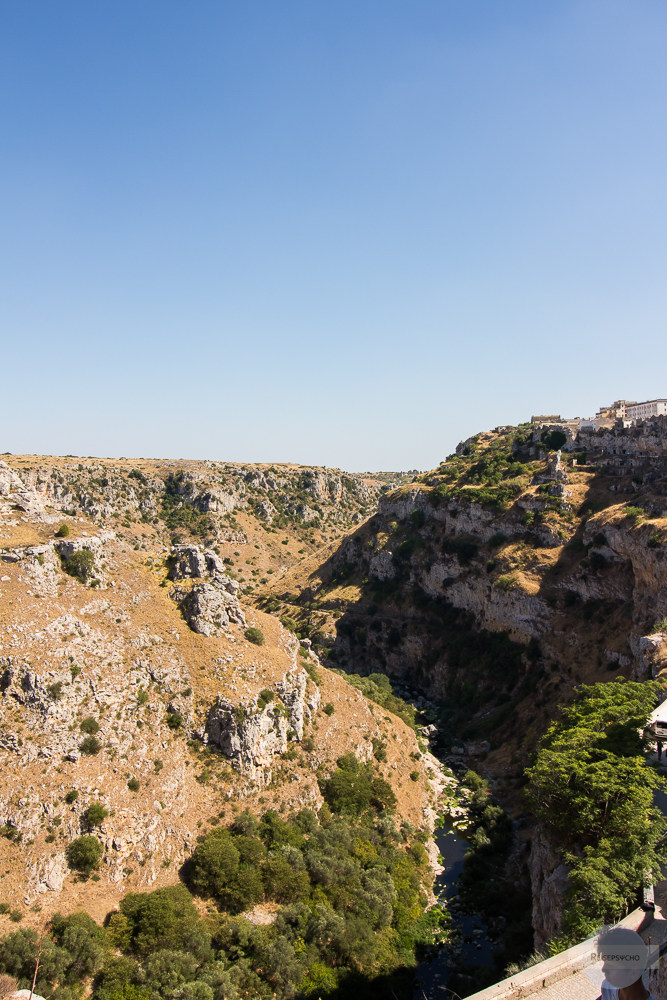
[2,1,666,471]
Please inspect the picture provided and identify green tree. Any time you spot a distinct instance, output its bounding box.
[85,803,109,828]
[62,548,95,582]
[49,911,105,980]
[120,886,208,957]
[321,754,396,815]
[526,680,666,938]
[67,836,104,877]
[263,849,310,903]
[189,830,240,899]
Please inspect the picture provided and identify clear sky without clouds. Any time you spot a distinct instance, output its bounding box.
[2,1,666,471]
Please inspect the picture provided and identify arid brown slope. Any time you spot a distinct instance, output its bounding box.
[0,459,434,931]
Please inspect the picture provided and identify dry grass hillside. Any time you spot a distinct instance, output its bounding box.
[0,457,436,933]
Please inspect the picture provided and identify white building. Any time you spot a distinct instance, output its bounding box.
[626,399,667,421]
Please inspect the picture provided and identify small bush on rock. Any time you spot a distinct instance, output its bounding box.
[80,735,101,755]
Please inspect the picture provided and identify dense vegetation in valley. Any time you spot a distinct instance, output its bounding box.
[526,679,666,943]
[0,757,444,1000]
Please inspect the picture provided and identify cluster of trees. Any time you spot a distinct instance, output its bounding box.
[0,757,438,999]
[526,679,666,942]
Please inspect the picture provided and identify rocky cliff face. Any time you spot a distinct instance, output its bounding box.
[528,827,570,947]
[282,428,667,711]
[263,420,667,946]
[7,457,388,537]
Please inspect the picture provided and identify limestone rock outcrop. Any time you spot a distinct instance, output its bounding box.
[0,460,52,521]
[171,581,246,635]
[167,544,246,634]
[206,668,319,781]
[167,544,225,580]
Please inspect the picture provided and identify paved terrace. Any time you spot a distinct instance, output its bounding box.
[463,905,667,1000]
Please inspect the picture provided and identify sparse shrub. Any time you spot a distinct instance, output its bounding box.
[244,627,265,646]
[136,688,149,705]
[65,790,78,804]
[153,758,163,772]
[166,712,182,730]
[279,615,298,632]
[85,803,108,828]
[8,912,22,924]
[323,703,334,716]
[80,716,100,735]
[0,904,9,914]
[256,689,274,710]
[55,524,70,537]
[47,682,63,701]
[304,660,321,684]
[62,548,95,582]
[494,574,518,592]
[80,735,101,755]
[648,533,662,549]
[127,779,140,793]
[410,770,420,782]
[410,508,426,528]
[67,835,104,876]
[624,505,645,524]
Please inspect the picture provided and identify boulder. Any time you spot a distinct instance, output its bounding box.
[168,544,229,580]
[171,582,246,636]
